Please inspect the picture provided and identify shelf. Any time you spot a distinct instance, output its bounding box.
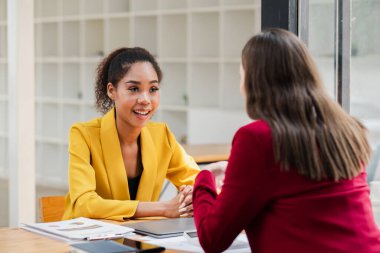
[0,137,7,171]
[36,97,82,105]
[0,0,6,21]
[62,63,81,99]
[36,142,61,178]
[130,0,158,12]
[37,103,60,138]
[82,57,103,63]
[222,57,240,63]
[35,136,66,145]
[189,57,220,63]
[60,144,69,181]
[160,14,187,58]
[61,57,82,63]
[62,21,80,57]
[189,63,219,107]
[0,25,6,59]
[0,100,7,133]
[132,16,158,56]
[161,110,187,144]
[35,63,59,98]
[82,63,97,101]
[84,19,105,57]
[35,141,69,187]
[160,0,187,10]
[107,0,130,13]
[157,57,187,63]
[191,12,219,57]
[187,108,249,144]
[84,105,101,121]
[106,17,130,53]
[35,57,61,63]
[159,105,187,111]
[62,0,80,16]
[222,0,258,6]
[221,63,244,109]
[82,0,104,15]
[35,0,59,18]
[40,22,59,57]
[0,63,7,95]
[190,0,219,8]
[160,63,187,106]
[62,104,83,139]
[222,9,257,58]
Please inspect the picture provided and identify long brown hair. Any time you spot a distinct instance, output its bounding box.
[241,28,371,181]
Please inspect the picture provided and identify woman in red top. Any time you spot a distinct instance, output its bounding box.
[193,28,380,253]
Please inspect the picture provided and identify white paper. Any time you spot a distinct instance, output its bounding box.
[125,233,250,253]
[22,217,134,241]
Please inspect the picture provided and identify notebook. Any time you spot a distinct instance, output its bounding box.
[124,218,195,239]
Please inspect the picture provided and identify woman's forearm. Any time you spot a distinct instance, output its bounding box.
[133,201,168,218]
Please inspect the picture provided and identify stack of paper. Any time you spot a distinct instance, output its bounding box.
[22,217,134,241]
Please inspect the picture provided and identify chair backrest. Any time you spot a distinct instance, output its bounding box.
[39,196,65,222]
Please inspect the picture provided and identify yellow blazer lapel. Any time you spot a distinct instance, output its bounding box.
[136,126,157,201]
[100,108,130,200]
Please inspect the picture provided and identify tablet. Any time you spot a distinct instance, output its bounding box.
[124,218,195,239]
[71,239,165,253]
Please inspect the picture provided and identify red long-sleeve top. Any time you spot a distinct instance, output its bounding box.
[193,120,380,253]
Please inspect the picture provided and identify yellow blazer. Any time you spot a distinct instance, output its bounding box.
[63,108,200,221]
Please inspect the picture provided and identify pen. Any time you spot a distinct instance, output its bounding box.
[85,233,126,241]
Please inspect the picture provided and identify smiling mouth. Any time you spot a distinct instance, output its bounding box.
[133,109,151,116]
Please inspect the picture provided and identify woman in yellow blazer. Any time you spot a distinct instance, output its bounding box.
[63,47,200,221]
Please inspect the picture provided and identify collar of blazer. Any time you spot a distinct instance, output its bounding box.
[100,108,157,201]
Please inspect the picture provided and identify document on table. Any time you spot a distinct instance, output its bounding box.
[21,217,134,242]
[126,232,250,253]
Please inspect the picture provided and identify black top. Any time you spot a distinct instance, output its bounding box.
[128,173,142,200]
[128,136,143,201]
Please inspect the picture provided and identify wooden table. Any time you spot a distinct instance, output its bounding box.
[0,224,189,253]
[0,227,71,253]
[183,143,230,164]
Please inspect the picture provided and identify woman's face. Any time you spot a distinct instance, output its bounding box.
[107,61,160,130]
[239,63,246,98]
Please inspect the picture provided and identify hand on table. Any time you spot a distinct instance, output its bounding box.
[162,185,193,218]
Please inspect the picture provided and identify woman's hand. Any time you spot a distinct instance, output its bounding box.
[162,186,192,218]
[178,185,193,217]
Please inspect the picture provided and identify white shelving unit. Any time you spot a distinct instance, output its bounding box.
[31,0,260,187]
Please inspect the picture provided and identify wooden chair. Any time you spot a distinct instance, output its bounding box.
[39,196,66,222]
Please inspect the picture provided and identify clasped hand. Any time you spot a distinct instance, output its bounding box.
[164,161,228,218]
[165,185,193,218]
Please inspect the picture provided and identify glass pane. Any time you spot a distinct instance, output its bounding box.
[351,0,380,147]
[308,0,335,98]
